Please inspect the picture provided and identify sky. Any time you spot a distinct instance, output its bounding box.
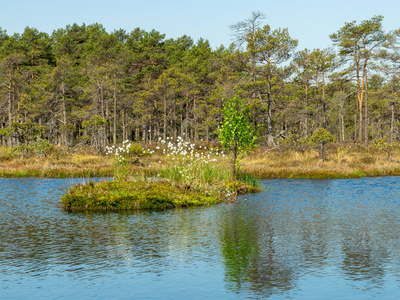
[1,0,400,51]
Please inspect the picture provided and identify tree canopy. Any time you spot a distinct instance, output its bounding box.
[0,15,399,150]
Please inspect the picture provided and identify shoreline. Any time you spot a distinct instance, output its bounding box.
[1,163,400,180]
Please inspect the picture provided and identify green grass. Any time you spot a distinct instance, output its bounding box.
[61,178,260,211]
[61,179,222,211]
[0,167,113,178]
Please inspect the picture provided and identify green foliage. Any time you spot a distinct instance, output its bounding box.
[0,128,11,138]
[82,115,108,129]
[374,138,395,160]
[219,97,259,179]
[283,132,309,152]
[309,128,335,160]
[129,143,146,157]
[309,128,335,145]
[14,137,53,157]
[0,122,51,157]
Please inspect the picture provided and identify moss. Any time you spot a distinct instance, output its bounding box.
[60,177,262,211]
[224,181,261,195]
[61,180,220,211]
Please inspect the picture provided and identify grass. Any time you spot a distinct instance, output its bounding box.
[61,179,221,211]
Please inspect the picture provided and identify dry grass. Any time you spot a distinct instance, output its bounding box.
[2,143,400,179]
[242,143,400,179]
[0,146,114,178]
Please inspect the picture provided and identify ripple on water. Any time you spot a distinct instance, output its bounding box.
[1,177,400,299]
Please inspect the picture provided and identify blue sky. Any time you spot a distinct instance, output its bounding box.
[2,0,399,51]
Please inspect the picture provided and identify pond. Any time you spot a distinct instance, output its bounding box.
[1,177,400,299]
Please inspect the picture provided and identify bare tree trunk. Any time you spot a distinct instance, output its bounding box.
[185,102,189,140]
[358,102,363,143]
[61,81,68,146]
[354,111,357,142]
[194,97,198,142]
[97,83,106,148]
[121,109,126,141]
[378,116,381,138]
[7,68,13,146]
[142,124,146,143]
[149,117,152,143]
[340,103,345,142]
[338,103,342,141]
[315,70,319,126]
[113,79,117,145]
[391,101,395,145]
[180,108,184,138]
[305,85,308,137]
[163,95,167,140]
[266,82,274,146]
[173,98,177,141]
[364,71,368,146]
[322,71,326,129]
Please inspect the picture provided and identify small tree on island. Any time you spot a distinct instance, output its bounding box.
[219,97,259,180]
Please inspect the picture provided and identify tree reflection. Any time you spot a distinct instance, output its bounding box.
[219,204,298,297]
[218,180,400,298]
[339,213,388,289]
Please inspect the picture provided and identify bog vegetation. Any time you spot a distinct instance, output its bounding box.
[1,12,400,209]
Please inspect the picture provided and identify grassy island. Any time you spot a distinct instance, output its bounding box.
[61,179,259,211]
[59,138,261,211]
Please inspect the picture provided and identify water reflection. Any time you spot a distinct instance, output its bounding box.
[1,177,400,298]
[219,178,400,298]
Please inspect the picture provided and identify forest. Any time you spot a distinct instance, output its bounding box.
[0,12,399,151]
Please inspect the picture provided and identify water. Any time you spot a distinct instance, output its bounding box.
[1,177,400,299]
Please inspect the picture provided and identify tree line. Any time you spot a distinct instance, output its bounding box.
[0,12,399,150]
